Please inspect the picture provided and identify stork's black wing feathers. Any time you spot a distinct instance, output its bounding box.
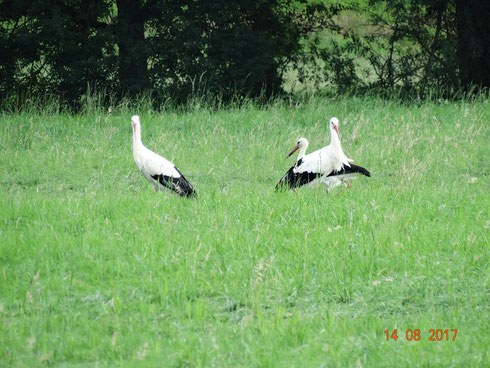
[173,167,197,197]
[276,161,370,191]
[151,167,196,197]
[275,161,321,191]
[327,163,371,177]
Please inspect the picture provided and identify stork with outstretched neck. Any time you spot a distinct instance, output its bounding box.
[131,115,196,197]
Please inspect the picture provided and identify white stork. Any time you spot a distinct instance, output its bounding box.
[276,117,370,192]
[131,115,196,197]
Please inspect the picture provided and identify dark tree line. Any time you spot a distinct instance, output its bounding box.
[455,0,490,89]
[0,0,305,106]
[0,0,488,108]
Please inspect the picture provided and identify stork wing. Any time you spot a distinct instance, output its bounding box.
[327,163,371,178]
[143,153,196,197]
[276,150,327,190]
[275,162,323,190]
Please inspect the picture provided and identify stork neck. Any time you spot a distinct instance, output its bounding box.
[297,144,308,161]
[330,128,342,150]
[132,125,143,149]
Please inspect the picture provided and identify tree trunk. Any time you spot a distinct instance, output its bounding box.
[455,0,490,90]
[116,0,149,95]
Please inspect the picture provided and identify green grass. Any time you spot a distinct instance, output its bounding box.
[1,97,488,367]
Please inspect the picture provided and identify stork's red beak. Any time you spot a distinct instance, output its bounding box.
[333,125,340,139]
[287,145,299,158]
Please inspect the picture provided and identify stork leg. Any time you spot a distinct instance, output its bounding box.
[336,180,352,196]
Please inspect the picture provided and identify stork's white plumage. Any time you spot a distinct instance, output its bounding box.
[276,117,370,192]
[131,115,196,197]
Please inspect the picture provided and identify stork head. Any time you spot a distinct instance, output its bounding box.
[330,117,340,139]
[131,115,141,134]
[287,137,308,158]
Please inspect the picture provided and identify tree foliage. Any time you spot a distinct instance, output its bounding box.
[0,0,488,107]
[298,0,488,97]
[146,0,302,102]
[0,0,308,106]
[0,0,116,102]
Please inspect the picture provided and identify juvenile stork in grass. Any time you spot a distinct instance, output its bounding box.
[131,115,196,197]
[275,117,371,193]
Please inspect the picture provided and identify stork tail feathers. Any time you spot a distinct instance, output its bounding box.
[328,163,371,177]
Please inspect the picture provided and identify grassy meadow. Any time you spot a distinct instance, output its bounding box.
[0,97,488,367]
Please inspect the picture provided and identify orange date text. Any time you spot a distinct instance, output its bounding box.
[384,329,458,341]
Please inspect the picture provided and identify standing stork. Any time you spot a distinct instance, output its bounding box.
[131,115,196,197]
[275,117,370,192]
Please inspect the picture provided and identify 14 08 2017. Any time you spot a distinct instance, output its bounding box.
[384,329,458,341]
